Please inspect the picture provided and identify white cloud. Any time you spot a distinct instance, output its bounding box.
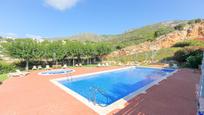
[45,0,79,11]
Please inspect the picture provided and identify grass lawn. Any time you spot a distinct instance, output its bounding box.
[0,74,8,82]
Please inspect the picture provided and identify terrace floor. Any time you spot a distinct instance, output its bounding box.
[0,66,200,115]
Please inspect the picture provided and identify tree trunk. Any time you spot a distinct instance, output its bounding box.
[25,59,29,71]
[72,58,75,66]
[45,59,48,65]
[93,57,96,64]
[77,56,81,64]
[68,59,70,66]
[89,58,92,64]
[87,58,89,65]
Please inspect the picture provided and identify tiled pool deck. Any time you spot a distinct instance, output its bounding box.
[0,66,200,115]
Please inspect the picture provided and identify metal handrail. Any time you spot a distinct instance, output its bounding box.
[89,86,113,106]
[66,72,73,82]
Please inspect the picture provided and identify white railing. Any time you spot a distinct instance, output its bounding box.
[198,53,204,115]
[200,53,204,97]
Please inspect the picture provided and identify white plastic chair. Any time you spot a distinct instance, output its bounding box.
[46,65,50,70]
[32,66,37,70]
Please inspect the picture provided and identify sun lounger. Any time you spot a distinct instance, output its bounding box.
[62,64,67,69]
[97,63,101,67]
[134,61,140,66]
[118,62,122,66]
[38,65,42,70]
[8,70,30,77]
[172,64,178,69]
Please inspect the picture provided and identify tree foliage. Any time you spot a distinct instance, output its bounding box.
[2,39,40,70]
[2,39,113,70]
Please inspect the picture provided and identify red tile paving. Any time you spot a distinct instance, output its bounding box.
[115,69,200,115]
[0,67,200,115]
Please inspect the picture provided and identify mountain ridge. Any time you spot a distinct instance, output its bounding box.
[48,20,188,42]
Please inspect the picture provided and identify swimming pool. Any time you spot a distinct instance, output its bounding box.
[51,67,176,114]
[39,69,74,75]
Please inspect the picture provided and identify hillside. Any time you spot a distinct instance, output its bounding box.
[52,20,187,46]
[104,19,204,66]
[107,20,204,58]
[107,22,176,47]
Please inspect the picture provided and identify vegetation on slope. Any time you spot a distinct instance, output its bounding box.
[106,39,204,68]
[109,23,175,48]
[56,20,188,49]
[106,48,181,63]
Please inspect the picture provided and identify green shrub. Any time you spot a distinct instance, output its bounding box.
[174,48,203,63]
[172,42,190,47]
[188,19,203,25]
[195,19,202,23]
[173,40,204,48]
[0,62,15,74]
[174,24,186,31]
[186,53,203,68]
[154,28,174,38]
[115,43,126,50]
[188,20,196,25]
[0,74,8,82]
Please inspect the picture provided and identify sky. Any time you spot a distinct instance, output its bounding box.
[0,0,204,38]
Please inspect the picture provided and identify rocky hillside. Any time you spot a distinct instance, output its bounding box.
[106,20,204,58]
[52,20,185,44]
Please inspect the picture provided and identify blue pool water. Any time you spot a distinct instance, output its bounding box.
[40,69,74,75]
[59,67,175,106]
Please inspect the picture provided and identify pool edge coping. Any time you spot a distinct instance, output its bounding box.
[50,66,178,115]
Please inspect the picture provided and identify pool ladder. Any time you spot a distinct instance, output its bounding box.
[67,73,73,82]
[89,86,113,107]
